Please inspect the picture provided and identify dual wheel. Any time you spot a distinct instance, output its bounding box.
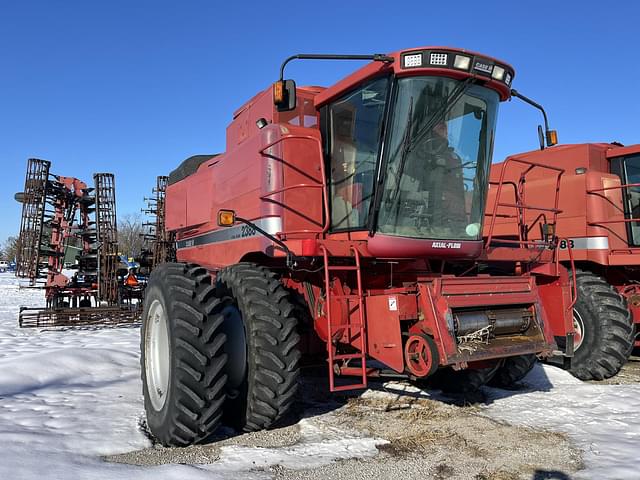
[141,262,301,446]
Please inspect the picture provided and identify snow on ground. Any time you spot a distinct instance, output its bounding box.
[0,273,383,480]
[1,271,640,479]
[483,363,640,479]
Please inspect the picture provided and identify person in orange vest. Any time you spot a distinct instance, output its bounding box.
[124,267,139,287]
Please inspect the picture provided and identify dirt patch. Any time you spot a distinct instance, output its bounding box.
[106,375,583,479]
[271,386,582,480]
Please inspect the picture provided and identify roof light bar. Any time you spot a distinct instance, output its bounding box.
[400,49,514,88]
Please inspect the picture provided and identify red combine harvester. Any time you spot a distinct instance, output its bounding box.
[141,47,576,446]
[489,143,638,380]
[15,158,140,327]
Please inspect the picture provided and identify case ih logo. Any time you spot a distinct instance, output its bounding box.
[432,241,462,249]
[473,61,493,74]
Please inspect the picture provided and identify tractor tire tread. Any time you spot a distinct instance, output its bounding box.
[569,268,633,381]
[488,354,537,388]
[217,263,301,432]
[141,262,229,446]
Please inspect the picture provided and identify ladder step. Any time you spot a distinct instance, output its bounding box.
[331,382,367,392]
[331,294,361,300]
[329,323,363,329]
[333,353,365,361]
[326,266,359,271]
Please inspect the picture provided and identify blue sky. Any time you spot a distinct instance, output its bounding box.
[1,1,638,241]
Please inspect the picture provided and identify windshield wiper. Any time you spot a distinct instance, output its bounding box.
[408,77,474,152]
[384,78,475,215]
[387,97,414,207]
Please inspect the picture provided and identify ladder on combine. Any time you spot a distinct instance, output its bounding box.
[321,246,368,392]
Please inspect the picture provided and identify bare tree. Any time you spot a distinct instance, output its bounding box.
[117,213,147,257]
[1,236,18,261]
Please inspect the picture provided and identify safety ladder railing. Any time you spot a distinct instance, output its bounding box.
[320,245,367,392]
[485,157,565,252]
[587,181,640,227]
[259,134,330,237]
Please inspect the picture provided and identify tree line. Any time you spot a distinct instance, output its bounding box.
[1,213,148,262]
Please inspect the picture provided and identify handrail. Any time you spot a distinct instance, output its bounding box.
[587,181,640,227]
[260,183,323,198]
[259,134,330,236]
[588,181,640,193]
[588,218,640,225]
[485,157,565,252]
[557,236,577,311]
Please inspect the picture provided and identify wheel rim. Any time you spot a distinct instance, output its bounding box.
[221,304,246,399]
[572,309,585,351]
[145,299,170,411]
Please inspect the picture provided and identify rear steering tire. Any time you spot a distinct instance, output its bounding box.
[431,363,500,394]
[488,354,537,388]
[216,263,301,432]
[141,263,229,446]
[568,269,634,380]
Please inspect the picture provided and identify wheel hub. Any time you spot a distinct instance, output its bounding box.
[404,335,435,377]
[145,299,170,411]
[572,309,585,351]
[221,304,246,399]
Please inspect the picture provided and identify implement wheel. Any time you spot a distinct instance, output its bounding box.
[141,263,229,446]
[568,269,634,380]
[216,263,301,432]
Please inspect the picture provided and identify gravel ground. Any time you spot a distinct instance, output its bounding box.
[107,371,584,480]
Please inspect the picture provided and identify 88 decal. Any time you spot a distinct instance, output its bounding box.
[558,239,574,249]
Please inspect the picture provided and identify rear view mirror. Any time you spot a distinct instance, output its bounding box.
[273,79,297,112]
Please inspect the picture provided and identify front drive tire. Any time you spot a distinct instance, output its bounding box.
[569,269,634,380]
[141,263,229,446]
[216,263,301,432]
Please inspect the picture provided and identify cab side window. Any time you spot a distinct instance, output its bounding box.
[328,77,388,230]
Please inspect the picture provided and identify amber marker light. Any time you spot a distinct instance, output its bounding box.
[273,80,285,104]
[218,209,236,227]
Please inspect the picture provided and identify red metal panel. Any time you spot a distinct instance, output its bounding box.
[605,143,640,158]
[365,294,414,372]
[367,234,483,259]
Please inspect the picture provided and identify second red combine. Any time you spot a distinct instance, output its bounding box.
[141,47,576,446]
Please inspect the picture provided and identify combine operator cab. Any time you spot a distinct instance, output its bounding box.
[141,47,575,447]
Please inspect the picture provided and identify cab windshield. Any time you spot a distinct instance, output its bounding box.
[377,77,499,240]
